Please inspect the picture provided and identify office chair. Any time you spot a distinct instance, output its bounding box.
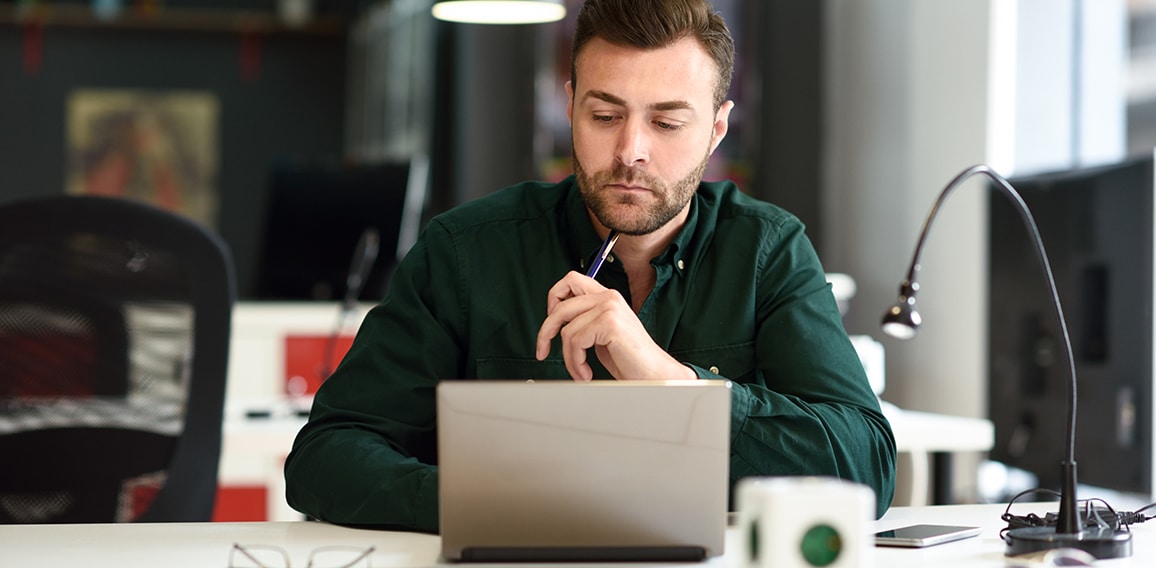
[0,195,235,523]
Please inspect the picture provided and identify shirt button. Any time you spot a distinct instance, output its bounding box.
[709,365,720,374]
[677,259,685,270]
[607,254,615,263]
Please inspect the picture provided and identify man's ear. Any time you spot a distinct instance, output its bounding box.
[708,100,734,155]
[565,81,575,127]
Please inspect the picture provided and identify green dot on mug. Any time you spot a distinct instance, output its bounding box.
[800,524,841,566]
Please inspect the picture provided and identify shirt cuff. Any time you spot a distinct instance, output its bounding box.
[683,363,749,442]
[684,362,722,379]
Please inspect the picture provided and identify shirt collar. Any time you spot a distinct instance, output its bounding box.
[562,175,700,272]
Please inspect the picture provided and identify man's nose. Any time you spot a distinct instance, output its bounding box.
[615,117,649,167]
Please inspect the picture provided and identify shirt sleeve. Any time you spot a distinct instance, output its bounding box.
[688,218,897,519]
[283,220,462,533]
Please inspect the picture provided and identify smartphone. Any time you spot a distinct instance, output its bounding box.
[874,524,982,548]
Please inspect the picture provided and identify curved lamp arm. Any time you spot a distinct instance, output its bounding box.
[880,164,1079,535]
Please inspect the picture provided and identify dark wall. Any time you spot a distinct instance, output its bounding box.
[743,0,824,254]
[0,23,347,298]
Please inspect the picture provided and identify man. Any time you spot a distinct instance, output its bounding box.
[285,0,896,532]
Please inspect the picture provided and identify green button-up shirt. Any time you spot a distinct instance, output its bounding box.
[284,176,896,531]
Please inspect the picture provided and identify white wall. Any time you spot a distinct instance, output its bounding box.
[822,0,1128,502]
[824,0,994,420]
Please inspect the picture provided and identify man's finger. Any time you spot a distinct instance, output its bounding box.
[545,271,603,315]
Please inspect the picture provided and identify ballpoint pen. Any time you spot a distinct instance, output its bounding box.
[585,230,620,279]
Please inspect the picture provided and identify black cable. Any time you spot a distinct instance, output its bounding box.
[999,487,1155,541]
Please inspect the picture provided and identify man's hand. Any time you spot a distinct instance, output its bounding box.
[534,271,697,382]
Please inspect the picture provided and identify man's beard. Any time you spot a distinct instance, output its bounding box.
[573,151,709,236]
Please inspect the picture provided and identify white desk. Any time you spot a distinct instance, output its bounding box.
[875,502,1153,566]
[1,502,1151,567]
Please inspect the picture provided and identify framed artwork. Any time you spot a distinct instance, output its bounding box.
[66,89,219,229]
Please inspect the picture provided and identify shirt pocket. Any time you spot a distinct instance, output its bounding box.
[475,357,572,381]
[671,341,757,381]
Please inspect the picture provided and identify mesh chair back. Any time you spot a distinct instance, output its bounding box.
[0,195,235,523]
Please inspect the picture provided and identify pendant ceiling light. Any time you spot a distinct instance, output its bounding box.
[432,0,566,25]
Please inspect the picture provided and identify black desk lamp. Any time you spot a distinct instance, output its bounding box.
[880,164,1132,559]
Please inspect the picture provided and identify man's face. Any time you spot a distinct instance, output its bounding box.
[567,36,733,236]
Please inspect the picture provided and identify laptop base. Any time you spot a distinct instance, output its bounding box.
[458,545,708,563]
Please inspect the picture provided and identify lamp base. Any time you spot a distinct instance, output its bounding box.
[1004,526,1132,559]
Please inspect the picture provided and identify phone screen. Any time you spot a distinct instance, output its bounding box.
[874,524,982,548]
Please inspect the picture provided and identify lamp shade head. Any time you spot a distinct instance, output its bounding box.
[881,303,921,339]
[432,0,566,24]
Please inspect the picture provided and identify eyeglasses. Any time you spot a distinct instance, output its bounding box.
[229,543,375,568]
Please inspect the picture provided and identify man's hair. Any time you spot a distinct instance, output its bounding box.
[570,0,735,111]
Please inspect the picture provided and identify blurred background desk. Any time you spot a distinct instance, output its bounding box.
[883,403,995,507]
[218,399,994,521]
[218,302,370,522]
[217,303,994,520]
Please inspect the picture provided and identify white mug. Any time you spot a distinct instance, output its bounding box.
[736,476,875,568]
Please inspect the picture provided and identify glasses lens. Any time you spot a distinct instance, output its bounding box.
[307,546,374,568]
[230,544,290,568]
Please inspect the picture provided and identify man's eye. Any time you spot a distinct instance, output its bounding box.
[592,114,617,124]
[655,120,684,131]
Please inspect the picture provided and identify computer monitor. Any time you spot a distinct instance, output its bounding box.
[988,150,1156,498]
[253,157,428,302]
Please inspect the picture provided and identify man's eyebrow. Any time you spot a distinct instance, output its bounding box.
[650,100,693,112]
[582,90,694,112]
[583,90,627,106]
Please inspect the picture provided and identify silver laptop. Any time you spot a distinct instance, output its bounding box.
[436,379,731,562]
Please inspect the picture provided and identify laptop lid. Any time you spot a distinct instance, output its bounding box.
[436,379,731,562]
